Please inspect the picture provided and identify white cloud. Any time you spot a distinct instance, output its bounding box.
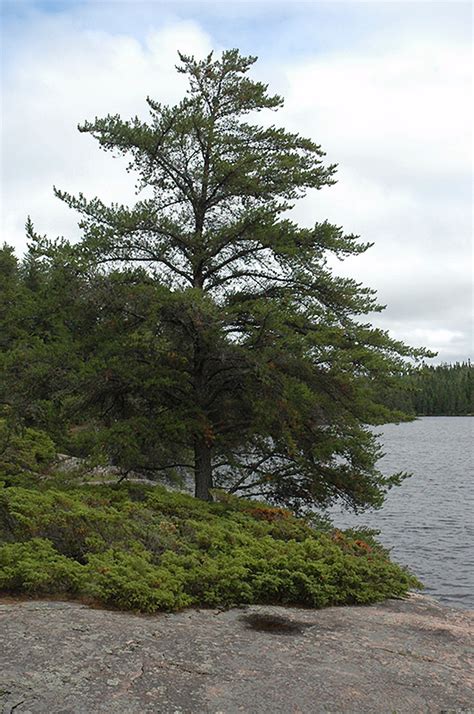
[379,325,469,364]
[2,15,212,248]
[281,42,471,180]
[0,7,471,361]
[271,39,472,360]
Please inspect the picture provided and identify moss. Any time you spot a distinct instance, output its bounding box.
[0,481,422,613]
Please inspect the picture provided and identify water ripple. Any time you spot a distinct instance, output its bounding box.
[330,417,474,609]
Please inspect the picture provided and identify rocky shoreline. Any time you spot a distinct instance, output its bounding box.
[0,593,472,713]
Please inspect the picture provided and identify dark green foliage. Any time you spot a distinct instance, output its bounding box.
[378,362,473,416]
[0,241,86,446]
[0,539,82,595]
[1,50,432,510]
[0,481,421,612]
[0,419,56,478]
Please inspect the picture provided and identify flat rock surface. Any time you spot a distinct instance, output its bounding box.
[0,594,472,714]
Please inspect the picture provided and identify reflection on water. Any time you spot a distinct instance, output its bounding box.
[329,417,474,609]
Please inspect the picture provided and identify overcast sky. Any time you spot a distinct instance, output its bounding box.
[1,0,472,363]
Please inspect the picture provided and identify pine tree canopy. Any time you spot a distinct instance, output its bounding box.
[10,49,434,511]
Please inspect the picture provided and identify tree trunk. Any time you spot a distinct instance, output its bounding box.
[194,439,213,500]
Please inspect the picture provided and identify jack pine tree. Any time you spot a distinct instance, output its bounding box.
[28,50,431,509]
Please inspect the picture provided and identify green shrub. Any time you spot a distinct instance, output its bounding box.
[84,548,193,612]
[0,419,56,482]
[0,481,422,612]
[0,538,82,594]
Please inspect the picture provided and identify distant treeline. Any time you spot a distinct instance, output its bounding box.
[381,362,473,416]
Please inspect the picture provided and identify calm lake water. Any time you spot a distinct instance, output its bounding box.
[330,417,474,609]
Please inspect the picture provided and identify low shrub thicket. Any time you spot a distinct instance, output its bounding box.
[0,481,421,612]
[0,420,56,478]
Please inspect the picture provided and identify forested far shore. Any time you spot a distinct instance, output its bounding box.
[379,362,473,417]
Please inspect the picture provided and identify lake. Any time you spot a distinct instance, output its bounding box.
[330,417,474,610]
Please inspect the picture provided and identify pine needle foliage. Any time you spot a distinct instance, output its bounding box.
[14,50,432,509]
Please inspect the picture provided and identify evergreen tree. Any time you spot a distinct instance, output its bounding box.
[0,240,83,439]
[378,361,473,416]
[23,50,431,509]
